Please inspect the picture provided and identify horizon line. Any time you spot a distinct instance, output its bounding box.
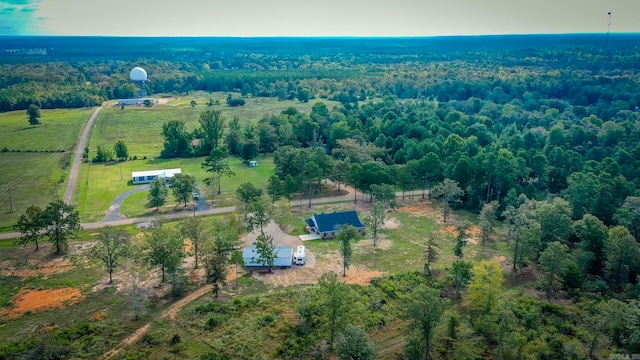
[2,32,639,39]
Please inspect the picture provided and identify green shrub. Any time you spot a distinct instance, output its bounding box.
[140,333,160,346]
[257,313,276,327]
[204,315,220,330]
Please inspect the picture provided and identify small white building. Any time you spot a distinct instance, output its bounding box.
[132,168,182,184]
[117,98,156,106]
[249,160,258,167]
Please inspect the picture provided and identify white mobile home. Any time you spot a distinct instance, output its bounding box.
[131,168,182,184]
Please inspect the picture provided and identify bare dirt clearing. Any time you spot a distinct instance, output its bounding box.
[440,225,481,245]
[398,201,441,221]
[245,221,382,287]
[382,217,400,229]
[3,287,84,319]
[0,258,74,278]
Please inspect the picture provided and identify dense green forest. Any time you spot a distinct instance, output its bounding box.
[3,35,640,359]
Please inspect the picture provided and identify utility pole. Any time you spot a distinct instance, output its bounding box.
[7,185,12,212]
[605,12,612,50]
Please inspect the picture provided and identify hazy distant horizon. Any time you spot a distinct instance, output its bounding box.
[1,32,639,39]
[1,0,639,37]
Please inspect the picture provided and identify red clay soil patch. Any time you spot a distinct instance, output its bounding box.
[398,201,441,220]
[440,225,481,245]
[4,287,84,319]
[0,258,74,279]
[91,313,105,321]
[340,269,384,286]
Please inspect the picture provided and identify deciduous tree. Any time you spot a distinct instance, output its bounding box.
[147,177,169,210]
[201,147,235,194]
[450,260,473,298]
[573,214,608,275]
[144,220,184,283]
[605,226,640,289]
[92,226,130,284]
[478,201,499,251]
[161,120,192,158]
[267,175,284,203]
[335,324,377,360]
[254,233,276,272]
[338,225,359,276]
[113,140,128,161]
[203,219,238,298]
[614,196,640,240]
[402,284,447,360]
[433,178,464,222]
[14,205,45,251]
[229,250,244,288]
[468,260,503,314]
[503,201,540,272]
[364,201,385,247]
[178,216,208,270]
[199,110,226,154]
[318,272,356,347]
[538,241,569,299]
[246,197,272,235]
[41,200,82,254]
[536,198,573,245]
[26,104,41,126]
[171,173,197,206]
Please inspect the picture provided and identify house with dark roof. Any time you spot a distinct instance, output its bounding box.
[243,246,293,269]
[304,210,365,239]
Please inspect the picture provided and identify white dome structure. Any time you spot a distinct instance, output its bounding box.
[130,67,148,82]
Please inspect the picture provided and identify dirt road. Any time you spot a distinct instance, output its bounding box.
[63,106,103,204]
[101,284,213,359]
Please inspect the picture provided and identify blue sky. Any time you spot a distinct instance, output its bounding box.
[1,0,639,36]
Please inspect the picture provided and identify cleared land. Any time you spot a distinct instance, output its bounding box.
[0,199,510,360]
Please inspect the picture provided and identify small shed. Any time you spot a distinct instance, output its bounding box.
[243,246,293,269]
[249,160,258,167]
[305,210,366,239]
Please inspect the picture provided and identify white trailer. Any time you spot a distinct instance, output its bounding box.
[293,245,306,265]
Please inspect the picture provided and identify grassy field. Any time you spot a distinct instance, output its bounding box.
[0,152,72,230]
[0,108,90,152]
[94,92,338,160]
[0,108,91,230]
[76,154,275,222]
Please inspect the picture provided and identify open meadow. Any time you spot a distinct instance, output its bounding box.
[0,152,72,230]
[0,108,90,152]
[0,109,91,230]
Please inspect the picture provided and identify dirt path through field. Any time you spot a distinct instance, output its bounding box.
[63,106,103,204]
[101,284,213,359]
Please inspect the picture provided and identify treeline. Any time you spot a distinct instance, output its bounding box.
[2,36,640,113]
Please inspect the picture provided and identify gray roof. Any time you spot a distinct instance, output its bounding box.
[243,246,293,267]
